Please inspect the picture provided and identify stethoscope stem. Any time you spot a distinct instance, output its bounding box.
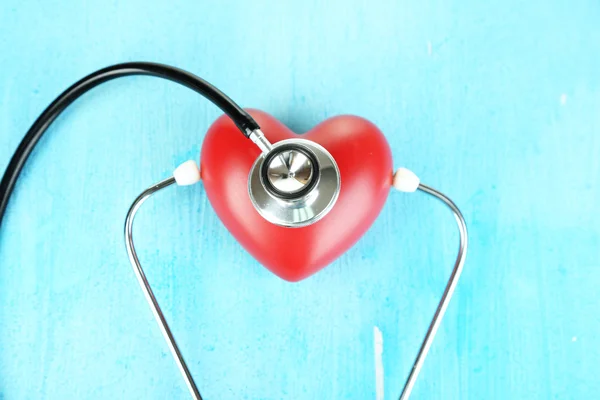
[248,129,273,153]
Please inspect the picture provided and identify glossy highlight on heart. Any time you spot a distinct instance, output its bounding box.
[201,110,393,281]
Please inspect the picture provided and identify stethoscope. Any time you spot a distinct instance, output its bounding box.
[0,62,468,400]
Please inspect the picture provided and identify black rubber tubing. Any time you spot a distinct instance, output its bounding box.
[0,62,260,227]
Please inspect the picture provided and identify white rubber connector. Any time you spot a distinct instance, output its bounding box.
[393,168,420,192]
[173,160,201,186]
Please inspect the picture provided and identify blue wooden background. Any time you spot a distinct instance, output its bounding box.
[1,0,599,399]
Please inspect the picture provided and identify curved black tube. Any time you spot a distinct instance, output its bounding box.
[0,62,259,227]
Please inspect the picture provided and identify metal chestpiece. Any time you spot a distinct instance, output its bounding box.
[248,138,341,227]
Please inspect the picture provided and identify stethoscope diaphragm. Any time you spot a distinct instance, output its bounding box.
[248,138,341,227]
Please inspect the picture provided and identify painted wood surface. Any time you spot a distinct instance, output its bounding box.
[1,0,599,399]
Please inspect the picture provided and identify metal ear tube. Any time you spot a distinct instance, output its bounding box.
[124,156,467,400]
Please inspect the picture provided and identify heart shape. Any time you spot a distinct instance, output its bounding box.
[201,110,392,281]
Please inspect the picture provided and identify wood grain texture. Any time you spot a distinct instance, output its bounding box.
[1,0,599,399]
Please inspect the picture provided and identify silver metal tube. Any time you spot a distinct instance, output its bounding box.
[124,177,202,400]
[248,128,273,153]
[398,183,468,400]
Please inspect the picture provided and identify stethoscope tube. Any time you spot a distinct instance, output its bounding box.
[0,62,260,227]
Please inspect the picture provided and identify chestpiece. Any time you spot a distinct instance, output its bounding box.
[248,138,340,227]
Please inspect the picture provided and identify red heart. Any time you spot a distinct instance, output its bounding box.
[201,110,393,281]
